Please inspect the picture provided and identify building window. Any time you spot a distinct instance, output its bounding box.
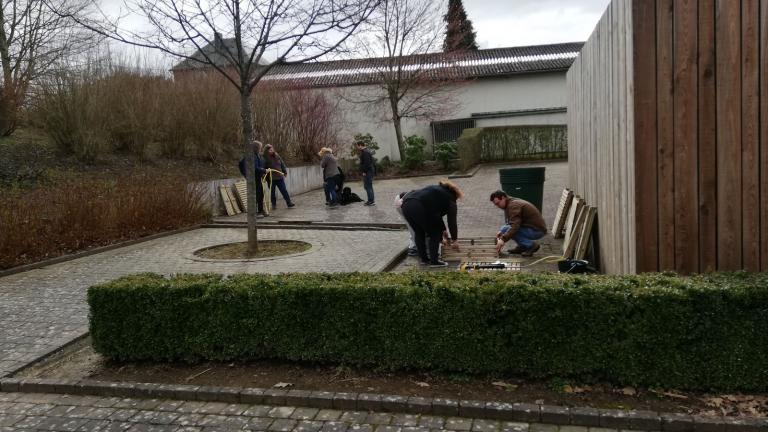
[431,118,476,145]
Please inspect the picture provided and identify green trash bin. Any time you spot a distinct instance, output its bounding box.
[499,167,546,212]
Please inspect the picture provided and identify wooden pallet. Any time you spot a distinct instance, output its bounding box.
[575,206,597,260]
[219,185,241,216]
[562,196,585,256]
[234,180,248,212]
[551,188,574,239]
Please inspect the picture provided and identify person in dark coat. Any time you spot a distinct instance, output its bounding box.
[356,140,375,206]
[400,180,463,267]
[238,140,268,217]
[263,144,295,208]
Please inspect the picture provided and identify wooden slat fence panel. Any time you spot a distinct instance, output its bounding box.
[761,0,768,271]
[673,0,699,274]
[568,0,766,274]
[698,0,717,273]
[741,0,761,271]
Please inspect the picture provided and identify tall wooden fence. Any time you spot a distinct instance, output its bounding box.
[568,0,768,274]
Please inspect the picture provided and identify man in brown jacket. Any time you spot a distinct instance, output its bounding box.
[490,190,547,257]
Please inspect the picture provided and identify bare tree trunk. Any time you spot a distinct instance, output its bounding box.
[241,89,259,253]
[388,91,405,159]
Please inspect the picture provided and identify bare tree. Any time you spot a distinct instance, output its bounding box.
[349,0,460,160]
[51,0,380,252]
[0,0,93,135]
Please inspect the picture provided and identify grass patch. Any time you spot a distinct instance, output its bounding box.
[195,240,312,259]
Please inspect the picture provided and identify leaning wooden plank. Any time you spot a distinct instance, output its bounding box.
[234,180,248,212]
[551,189,574,238]
[227,187,242,214]
[219,185,237,216]
[563,207,587,259]
[562,196,584,254]
[574,206,597,260]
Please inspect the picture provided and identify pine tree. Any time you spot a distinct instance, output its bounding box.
[443,0,479,52]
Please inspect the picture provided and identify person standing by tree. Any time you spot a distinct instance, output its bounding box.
[239,141,268,218]
[263,144,295,208]
[443,0,479,52]
[357,140,376,206]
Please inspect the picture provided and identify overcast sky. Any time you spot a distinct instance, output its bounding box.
[463,0,611,48]
[98,0,612,70]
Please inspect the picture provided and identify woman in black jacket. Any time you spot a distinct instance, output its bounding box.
[400,180,463,267]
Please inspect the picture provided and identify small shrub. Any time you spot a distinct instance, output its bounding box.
[351,132,379,157]
[402,135,427,169]
[376,155,393,174]
[434,141,458,170]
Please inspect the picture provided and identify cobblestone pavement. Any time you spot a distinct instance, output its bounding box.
[0,392,620,432]
[0,229,406,378]
[216,161,569,240]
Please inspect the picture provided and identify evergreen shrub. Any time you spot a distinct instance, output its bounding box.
[88,271,768,391]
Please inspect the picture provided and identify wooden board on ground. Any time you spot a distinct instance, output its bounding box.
[574,206,597,260]
[563,206,587,259]
[562,196,585,254]
[551,189,574,238]
[234,180,247,212]
[219,185,240,216]
[440,238,503,261]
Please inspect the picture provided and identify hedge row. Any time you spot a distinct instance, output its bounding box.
[88,272,768,391]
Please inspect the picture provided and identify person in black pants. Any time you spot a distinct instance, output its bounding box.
[238,140,268,217]
[400,180,463,267]
[356,140,376,206]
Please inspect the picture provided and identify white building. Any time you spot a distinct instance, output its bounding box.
[173,42,583,161]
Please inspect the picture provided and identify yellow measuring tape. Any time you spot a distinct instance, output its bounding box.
[261,168,285,214]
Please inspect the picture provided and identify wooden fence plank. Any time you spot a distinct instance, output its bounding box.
[657,0,676,271]
[716,0,743,270]
[633,0,659,272]
[741,0,761,272]
[698,0,718,272]
[761,0,768,271]
[673,0,699,274]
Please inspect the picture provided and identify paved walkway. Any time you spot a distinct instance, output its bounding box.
[0,161,574,431]
[0,392,611,432]
[0,229,405,378]
[216,162,568,239]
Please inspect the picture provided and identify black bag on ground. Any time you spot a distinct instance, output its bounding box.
[340,187,363,205]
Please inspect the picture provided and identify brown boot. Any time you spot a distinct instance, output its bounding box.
[521,242,541,257]
[507,245,525,254]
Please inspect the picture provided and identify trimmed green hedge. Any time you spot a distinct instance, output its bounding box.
[88,272,768,391]
[456,125,567,172]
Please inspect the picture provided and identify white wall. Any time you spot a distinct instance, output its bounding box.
[328,71,568,161]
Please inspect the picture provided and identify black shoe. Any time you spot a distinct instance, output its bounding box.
[429,260,449,267]
[329,202,340,208]
[407,248,419,256]
[287,203,296,208]
[364,201,376,206]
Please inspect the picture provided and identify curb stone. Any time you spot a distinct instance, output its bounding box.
[1,377,765,431]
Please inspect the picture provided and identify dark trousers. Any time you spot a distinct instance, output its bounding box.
[363,172,374,203]
[324,176,337,204]
[401,199,443,264]
[270,178,292,206]
[255,180,265,213]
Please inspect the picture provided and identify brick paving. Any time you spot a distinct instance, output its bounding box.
[0,229,406,378]
[216,162,569,239]
[0,392,625,432]
[0,161,585,431]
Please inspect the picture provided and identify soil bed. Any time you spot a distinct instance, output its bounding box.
[18,339,767,418]
[195,240,311,259]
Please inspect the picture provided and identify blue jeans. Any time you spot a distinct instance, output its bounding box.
[500,225,545,249]
[324,177,337,204]
[270,178,292,206]
[363,172,374,203]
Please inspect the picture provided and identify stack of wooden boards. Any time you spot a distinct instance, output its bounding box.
[440,238,524,269]
[219,180,250,216]
[550,188,596,260]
